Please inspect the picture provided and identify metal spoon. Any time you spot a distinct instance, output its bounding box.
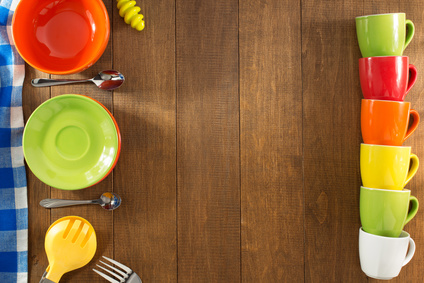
[39,192,121,211]
[31,70,125,90]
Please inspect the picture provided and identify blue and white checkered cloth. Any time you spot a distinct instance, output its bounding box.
[0,0,28,282]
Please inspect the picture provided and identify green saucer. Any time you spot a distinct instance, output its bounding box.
[23,94,119,190]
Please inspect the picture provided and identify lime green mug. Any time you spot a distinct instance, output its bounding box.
[356,13,414,57]
[360,144,419,190]
[360,186,419,237]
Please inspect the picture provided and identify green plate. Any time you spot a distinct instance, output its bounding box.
[23,94,119,190]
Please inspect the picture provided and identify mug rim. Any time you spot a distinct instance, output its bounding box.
[359,55,408,60]
[360,227,410,239]
[360,143,411,149]
[361,98,410,105]
[356,12,405,19]
[360,186,410,193]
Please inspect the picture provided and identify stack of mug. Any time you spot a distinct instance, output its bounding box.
[356,13,420,280]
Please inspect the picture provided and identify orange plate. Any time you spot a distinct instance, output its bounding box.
[12,0,110,75]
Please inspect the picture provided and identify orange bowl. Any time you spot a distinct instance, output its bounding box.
[12,0,110,75]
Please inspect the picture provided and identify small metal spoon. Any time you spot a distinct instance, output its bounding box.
[31,70,125,90]
[39,192,121,211]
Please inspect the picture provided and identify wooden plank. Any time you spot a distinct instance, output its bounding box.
[239,0,304,282]
[112,0,177,282]
[22,65,51,283]
[176,0,240,281]
[302,0,365,281]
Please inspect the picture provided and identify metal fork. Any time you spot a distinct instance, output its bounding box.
[93,256,142,283]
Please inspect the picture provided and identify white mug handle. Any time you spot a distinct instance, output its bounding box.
[403,238,416,266]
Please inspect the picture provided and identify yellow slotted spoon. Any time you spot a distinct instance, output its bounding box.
[40,216,97,283]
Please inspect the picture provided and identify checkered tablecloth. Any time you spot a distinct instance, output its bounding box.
[0,0,28,282]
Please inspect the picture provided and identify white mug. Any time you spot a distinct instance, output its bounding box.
[359,228,415,280]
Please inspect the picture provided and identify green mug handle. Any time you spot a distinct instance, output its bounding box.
[404,19,415,50]
[405,196,419,225]
[405,153,419,186]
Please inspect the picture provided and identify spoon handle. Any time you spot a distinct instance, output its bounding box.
[40,198,95,208]
[31,78,91,87]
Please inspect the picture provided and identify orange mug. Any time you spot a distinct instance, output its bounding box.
[361,99,420,146]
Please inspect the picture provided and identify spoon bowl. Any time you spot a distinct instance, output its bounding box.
[93,70,125,90]
[98,192,122,210]
[31,70,125,90]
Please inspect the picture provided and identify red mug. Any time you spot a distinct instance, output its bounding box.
[359,56,417,101]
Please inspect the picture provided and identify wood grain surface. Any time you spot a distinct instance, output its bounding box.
[21,0,424,282]
[176,0,240,282]
[302,0,364,281]
[240,0,303,282]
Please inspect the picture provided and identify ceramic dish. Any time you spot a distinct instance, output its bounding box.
[85,95,121,181]
[23,94,120,190]
[12,0,110,74]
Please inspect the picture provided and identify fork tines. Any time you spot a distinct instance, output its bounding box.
[93,256,133,283]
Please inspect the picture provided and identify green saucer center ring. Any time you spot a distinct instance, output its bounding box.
[55,125,90,160]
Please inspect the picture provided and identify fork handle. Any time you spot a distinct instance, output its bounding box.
[40,199,95,208]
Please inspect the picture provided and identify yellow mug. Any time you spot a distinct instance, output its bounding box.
[360,144,419,190]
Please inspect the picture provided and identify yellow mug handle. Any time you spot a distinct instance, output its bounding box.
[405,153,419,186]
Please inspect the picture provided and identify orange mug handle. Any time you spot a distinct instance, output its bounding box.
[404,109,420,142]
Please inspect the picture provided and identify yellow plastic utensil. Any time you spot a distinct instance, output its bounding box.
[40,216,97,282]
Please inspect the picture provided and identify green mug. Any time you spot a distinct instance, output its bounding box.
[356,13,414,57]
[360,186,419,237]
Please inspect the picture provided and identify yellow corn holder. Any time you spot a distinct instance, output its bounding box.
[117,0,145,31]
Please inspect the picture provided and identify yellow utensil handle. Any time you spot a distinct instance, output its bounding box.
[39,270,56,283]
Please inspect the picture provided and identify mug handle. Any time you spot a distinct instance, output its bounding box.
[402,237,416,266]
[405,64,417,95]
[404,19,415,50]
[404,109,420,142]
[404,153,419,186]
[405,196,419,225]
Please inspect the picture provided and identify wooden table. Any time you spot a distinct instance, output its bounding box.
[23,0,424,282]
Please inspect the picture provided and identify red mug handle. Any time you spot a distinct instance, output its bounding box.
[406,64,418,95]
[404,109,420,142]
